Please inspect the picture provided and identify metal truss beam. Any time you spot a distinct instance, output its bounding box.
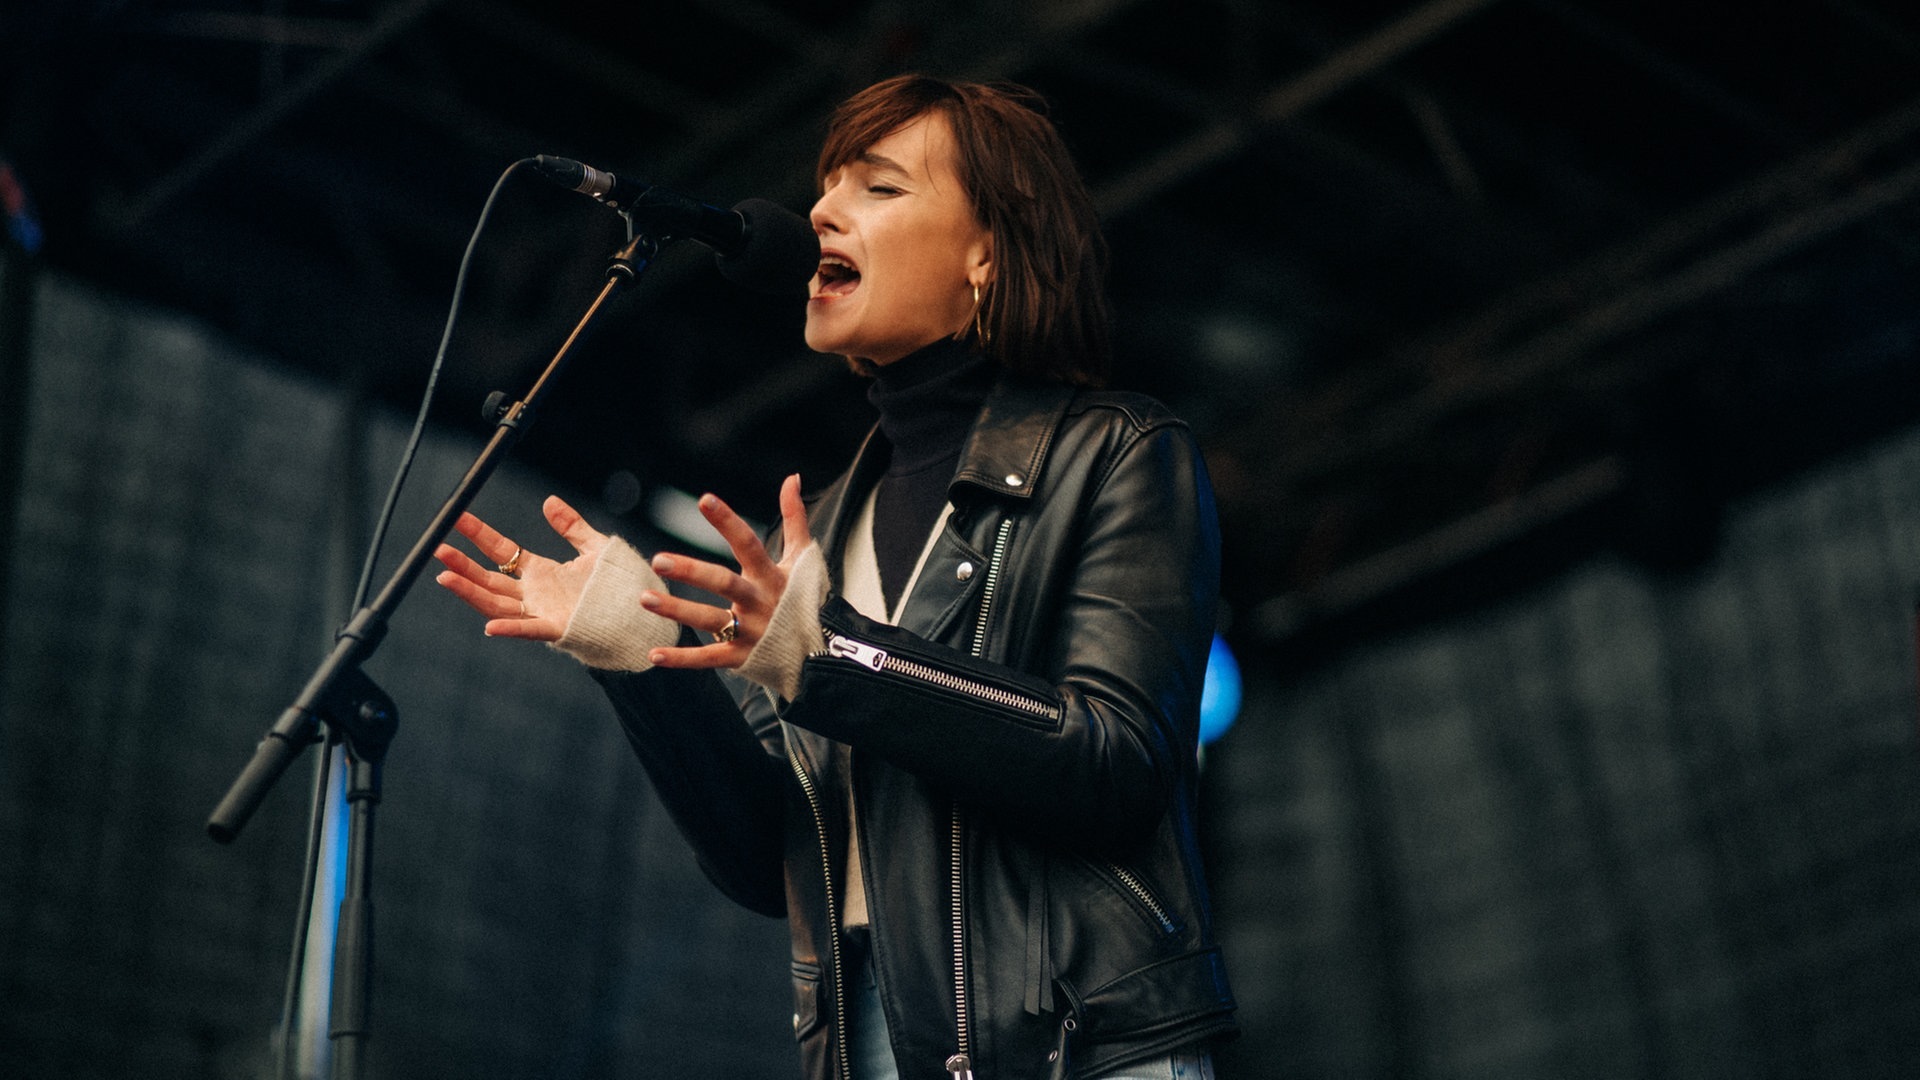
[108,0,450,234]
[1093,0,1509,217]
[1234,97,1920,492]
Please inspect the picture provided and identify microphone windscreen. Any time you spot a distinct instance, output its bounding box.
[718,198,819,295]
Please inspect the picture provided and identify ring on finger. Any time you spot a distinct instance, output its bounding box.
[498,547,523,577]
[716,611,740,644]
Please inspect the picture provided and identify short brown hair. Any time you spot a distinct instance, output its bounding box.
[819,75,1111,387]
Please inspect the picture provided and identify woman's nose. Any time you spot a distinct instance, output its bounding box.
[809,184,845,235]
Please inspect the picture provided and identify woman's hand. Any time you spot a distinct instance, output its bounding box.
[433,495,611,640]
[641,473,811,669]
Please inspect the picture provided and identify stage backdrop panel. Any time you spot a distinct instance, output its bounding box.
[0,276,791,1080]
[1209,399,1920,1078]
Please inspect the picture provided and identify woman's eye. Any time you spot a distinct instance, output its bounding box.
[868,185,900,195]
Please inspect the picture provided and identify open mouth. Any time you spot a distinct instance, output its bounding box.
[815,254,861,296]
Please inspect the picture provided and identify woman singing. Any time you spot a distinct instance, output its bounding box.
[436,74,1237,1080]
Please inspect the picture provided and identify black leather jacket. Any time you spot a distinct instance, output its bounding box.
[595,374,1237,1079]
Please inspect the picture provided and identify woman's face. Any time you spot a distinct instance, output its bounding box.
[806,111,992,366]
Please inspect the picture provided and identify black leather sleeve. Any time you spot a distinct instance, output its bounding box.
[591,636,792,917]
[778,420,1220,850]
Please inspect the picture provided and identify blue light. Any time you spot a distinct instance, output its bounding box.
[8,216,42,256]
[0,161,42,256]
[1199,634,1241,745]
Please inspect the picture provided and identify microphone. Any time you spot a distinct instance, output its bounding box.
[531,155,818,294]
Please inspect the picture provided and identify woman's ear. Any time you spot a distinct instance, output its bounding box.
[967,234,994,291]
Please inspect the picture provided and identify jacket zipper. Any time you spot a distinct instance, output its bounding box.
[944,804,972,1080]
[948,518,1013,1068]
[788,743,851,1080]
[969,518,1014,657]
[947,516,1014,1080]
[810,518,1020,1078]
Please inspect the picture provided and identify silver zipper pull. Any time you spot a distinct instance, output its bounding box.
[945,1053,975,1080]
[826,633,888,671]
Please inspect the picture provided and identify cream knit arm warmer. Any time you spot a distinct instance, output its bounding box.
[552,535,681,671]
[736,543,829,702]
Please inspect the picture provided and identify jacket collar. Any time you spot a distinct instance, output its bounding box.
[948,374,1074,504]
[808,373,1076,561]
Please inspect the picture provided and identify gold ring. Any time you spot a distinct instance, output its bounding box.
[716,612,739,644]
[498,547,523,576]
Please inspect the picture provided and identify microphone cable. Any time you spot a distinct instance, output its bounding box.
[350,157,533,612]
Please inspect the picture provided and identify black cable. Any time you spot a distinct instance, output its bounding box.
[350,158,532,611]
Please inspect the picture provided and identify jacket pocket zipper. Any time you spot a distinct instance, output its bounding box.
[1104,860,1179,934]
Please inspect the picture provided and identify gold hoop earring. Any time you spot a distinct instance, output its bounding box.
[971,283,991,348]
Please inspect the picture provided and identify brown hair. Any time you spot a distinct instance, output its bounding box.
[818,74,1111,386]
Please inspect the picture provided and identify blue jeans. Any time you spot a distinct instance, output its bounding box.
[849,948,1214,1080]
[849,948,900,1080]
[1092,1048,1217,1079]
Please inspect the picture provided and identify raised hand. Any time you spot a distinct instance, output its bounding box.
[641,473,811,669]
[433,495,612,641]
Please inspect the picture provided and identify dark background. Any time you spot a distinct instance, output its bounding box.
[2,1,1919,1077]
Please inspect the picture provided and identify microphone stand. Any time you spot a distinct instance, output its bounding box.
[209,230,660,1080]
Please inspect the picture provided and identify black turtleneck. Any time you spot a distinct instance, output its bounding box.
[866,338,997,614]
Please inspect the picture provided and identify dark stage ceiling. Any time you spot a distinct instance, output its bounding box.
[5,0,1918,657]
